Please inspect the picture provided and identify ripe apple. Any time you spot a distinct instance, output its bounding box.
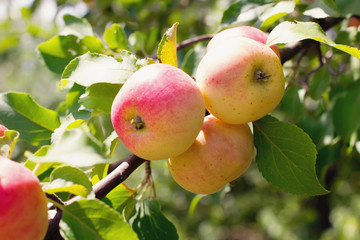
[0,124,7,137]
[0,156,48,240]
[111,63,205,160]
[167,115,254,194]
[196,37,285,124]
[348,15,360,30]
[207,26,280,59]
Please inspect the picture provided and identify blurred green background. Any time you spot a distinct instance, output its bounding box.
[1,0,360,239]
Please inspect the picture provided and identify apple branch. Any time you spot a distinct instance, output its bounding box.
[45,154,146,240]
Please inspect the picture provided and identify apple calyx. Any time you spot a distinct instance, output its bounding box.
[130,116,145,130]
[255,69,271,83]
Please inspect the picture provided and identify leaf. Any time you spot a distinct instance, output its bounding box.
[61,52,137,88]
[253,115,329,195]
[0,129,19,158]
[332,82,360,138]
[27,128,109,167]
[129,200,179,240]
[60,14,94,38]
[80,36,104,53]
[104,183,135,211]
[157,22,179,67]
[79,83,122,113]
[259,1,295,31]
[267,21,360,59]
[0,92,60,145]
[303,0,340,18]
[59,199,138,240]
[104,24,130,51]
[43,166,93,198]
[309,65,330,100]
[37,35,83,74]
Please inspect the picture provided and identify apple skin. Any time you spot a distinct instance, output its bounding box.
[111,63,205,160]
[196,37,285,124]
[0,156,48,240]
[207,26,281,59]
[0,124,7,137]
[167,115,254,195]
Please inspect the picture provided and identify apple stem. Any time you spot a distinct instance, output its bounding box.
[131,116,145,130]
[255,69,271,83]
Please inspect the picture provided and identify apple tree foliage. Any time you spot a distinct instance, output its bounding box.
[0,0,360,239]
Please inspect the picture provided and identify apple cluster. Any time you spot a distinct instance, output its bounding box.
[111,26,285,195]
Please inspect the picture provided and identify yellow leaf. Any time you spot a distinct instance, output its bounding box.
[157,22,179,67]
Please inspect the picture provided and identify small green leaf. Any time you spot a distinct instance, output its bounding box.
[332,82,360,138]
[37,35,83,74]
[79,83,122,113]
[129,200,179,240]
[43,165,93,198]
[104,24,130,51]
[259,1,295,31]
[267,21,360,59]
[60,14,94,38]
[61,52,137,88]
[253,115,329,195]
[0,92,60,145]
[303,0,340,18]
[0,129,19,158]
[59,199,138,240]
[27,128,109,167]
[80,36,104,53]
[309,65,330,100]
[157,22,179,67]
[104,184,135,211]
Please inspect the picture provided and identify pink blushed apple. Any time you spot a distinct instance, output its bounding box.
[167,115,254,195]
[0,156,48,240]
[196,37,285,124]
[207,26,281,59]
[111,63,205,160]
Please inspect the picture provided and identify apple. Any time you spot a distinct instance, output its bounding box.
[207,26,280,59]
[0,124,7,137]
[0,156,48,240]
[167,115,254,195]
[196,37,285,124]
[111,63,205,160]
[348,15,360,30]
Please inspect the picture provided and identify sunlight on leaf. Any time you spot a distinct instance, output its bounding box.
[157,22,179,67]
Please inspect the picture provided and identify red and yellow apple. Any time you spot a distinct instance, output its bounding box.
[167,115,254,195]
[196,37,285,124]
[111,63,205,160]
[0,156,48,240]
[207,26,280,59]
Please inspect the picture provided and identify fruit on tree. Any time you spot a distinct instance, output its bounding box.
[206,26,280,59]
[348,15,360,28]
[167,115,254,194]
[196,37,285,124]
[111,63,205,160]
[0,124,7,137]
[0,155,48,240]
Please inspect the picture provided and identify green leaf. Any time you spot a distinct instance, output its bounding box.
[267,21,360,59]
[0,92,60,145]
[0,129,19,158]
[59,199,138,240]
[104,24,130,51]
[253,115,329,195]
[61,52,137,88]
[43,166,93,198]
[27,128,109,167]
[65,83,86,114]
[309,65,330,100]
[37,35,83,74]
[79,83,122,113]
[129,200,179,240]
[104,183,135,211]
[60,14,94,38]
[280,85,304,121]
[80,36,104,53]
[157,22,178,67]
[332,82,360,138]
[303,0,340,18]
[259,1,295,31]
